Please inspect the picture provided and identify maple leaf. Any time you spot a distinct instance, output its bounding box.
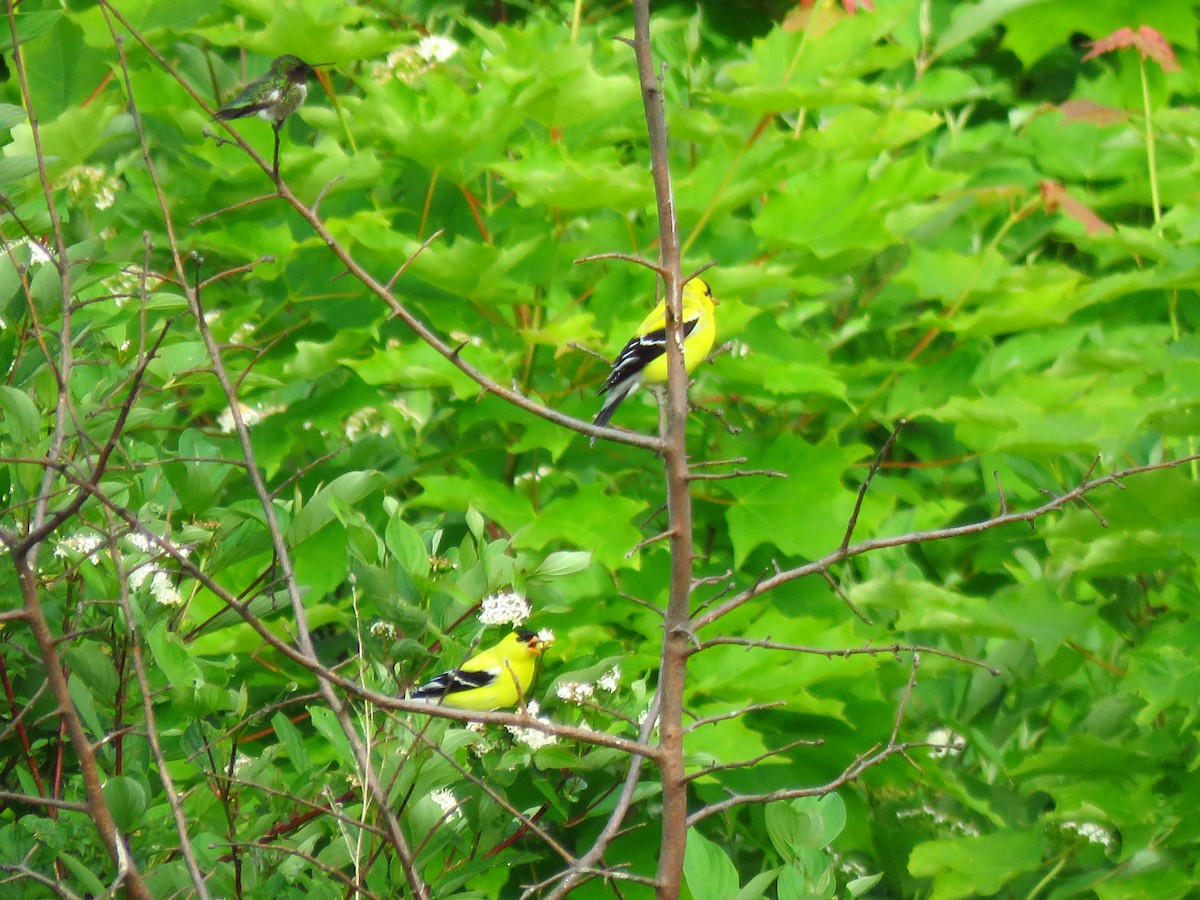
[1082,25,1182,72]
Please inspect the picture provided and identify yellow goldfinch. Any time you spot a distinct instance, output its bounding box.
[594,278,718,432]
[409,630,549,711]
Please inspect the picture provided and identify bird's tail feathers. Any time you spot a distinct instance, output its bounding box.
[591,379,638,443]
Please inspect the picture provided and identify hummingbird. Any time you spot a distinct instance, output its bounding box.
[216,54,328,178]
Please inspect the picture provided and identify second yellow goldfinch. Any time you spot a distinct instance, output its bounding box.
[594,278,718,432]
[409,630,549,711]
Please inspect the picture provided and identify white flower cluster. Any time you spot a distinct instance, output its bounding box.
[217,402,284,433]
[101,267,147,307]
[556,681,594,704]
[1063,820,1115,849]
[370,36,458,84]
[597,666,621,693]
[896,804,979,837]
[126,533,188,607]
[513,465,553,486]
[554,665,618,704]
[345,407,392,441]
[56,532,105,564]
[62,164,121,211]
[505,700,558,749]
[369,621,397,640]
[925,727,965,758]
[429,787,462,820]
[2,237,53,266]
[478,590,531,626]
[418,35,459,64]
[57,529,187,606]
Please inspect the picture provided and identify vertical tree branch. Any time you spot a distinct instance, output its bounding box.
[629,1,695,894]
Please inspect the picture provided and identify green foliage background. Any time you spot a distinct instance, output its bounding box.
[3,0,1200,896]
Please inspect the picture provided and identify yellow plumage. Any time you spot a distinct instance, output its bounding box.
[594,278,718,431]
[409,631,548,711]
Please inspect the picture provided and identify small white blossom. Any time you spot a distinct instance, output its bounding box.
[417,35,459,64]
[926,727,965,758]
[536,628,555,645]
[63,164,121,211]
[370,621,397,640]
[465,721,495,755]
[103,268,142,305]
[128,563,153,590]
[345,407,392,441]
[597,666,621,693]
[513,466,553,486]
[479,590,531,626]
[27,239,53,265]
[124,533,152,553]
[2,237,48,265]
[217,402,281,433]
[897,804,979,836]
[1063,821,1115,849]
[429,787,462,820]
[506,700,558,749]
[56,533,104,564]
[149,570,183,606]
[556,681,594,704]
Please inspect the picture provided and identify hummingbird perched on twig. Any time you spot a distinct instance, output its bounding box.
[216,54,329,179]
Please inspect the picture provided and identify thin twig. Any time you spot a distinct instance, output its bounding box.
[684,736,822,782]
[840,419,905,552]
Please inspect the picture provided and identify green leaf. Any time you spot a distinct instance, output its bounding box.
[909,829,1045,898]
[683,829,740,900]
[528,550,591,582]
[289,471,386,544]
[385,514,432,577]
[102,776,147,832]
[308,706,356,768]
[0,385,41,444]
[272,711,313,771]
[933,0,1052,59]
[725,435,864,566]
[146,621,203,690]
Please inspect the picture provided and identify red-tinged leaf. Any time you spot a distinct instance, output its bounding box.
[1057,99,1128,126]
[1081,27,1135,62]
[1082,25,1181,73]
[1134,25,1181,72]
[1040,180,1112,236]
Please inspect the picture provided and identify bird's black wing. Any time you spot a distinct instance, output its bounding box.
[599,317,700,394]
[411,667,495,700]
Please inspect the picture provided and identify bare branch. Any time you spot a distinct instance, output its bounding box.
[575,252,667,275]
[818,567,872,625]
[686,701,787,730]
[684,736,823,782]
[0,791,88,813]
[626,528,676,558]
[692,454,1200,631]
[840,419,905,552]
[688,467,787,482]
[697,637,999,675]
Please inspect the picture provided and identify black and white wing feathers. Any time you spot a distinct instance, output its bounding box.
[594,317,700,429]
